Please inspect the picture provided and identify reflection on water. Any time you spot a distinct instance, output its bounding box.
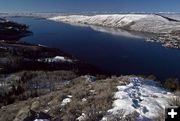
[68,22,143,38]
[90,25,142,38]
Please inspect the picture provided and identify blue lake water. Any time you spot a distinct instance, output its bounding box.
[9,17,180,80]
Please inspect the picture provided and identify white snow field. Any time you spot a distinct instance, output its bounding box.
[49,14,180,34]
[104,77,175,120]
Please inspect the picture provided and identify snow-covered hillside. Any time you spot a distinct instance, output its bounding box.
[103,77,175,120]
[49,14,180,34]
[49,14,180,48]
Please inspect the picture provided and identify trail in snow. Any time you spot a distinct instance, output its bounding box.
[108,77,175,120]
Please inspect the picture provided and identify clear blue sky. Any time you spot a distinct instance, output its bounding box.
[0,0,180,13]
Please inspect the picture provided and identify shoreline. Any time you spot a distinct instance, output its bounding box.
[0,17,107,76]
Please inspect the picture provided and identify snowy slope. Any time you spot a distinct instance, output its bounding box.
[106,77,175,120]
[49,14,180,34]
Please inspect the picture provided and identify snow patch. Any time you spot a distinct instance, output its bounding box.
[44,108,50,113]
[61,95,72,106]
[77,113,86,121]
[82,98,87,102]
[37,56,73,63]
[34,119,50,121]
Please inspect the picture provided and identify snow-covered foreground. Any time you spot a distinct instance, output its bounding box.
[104,77,175,120]
[49,14,180,34]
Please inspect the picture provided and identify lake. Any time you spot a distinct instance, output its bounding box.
[8,17,180,80]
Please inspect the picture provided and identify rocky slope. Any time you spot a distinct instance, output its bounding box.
[0,74,179,121]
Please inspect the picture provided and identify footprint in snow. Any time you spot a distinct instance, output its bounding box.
[142,106,149,114]
[132,99,140,108]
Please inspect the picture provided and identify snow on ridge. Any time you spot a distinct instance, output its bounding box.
[48,14,180,33]
[106,77,175,120]
[37,56,73,63]
[77,113,86,121]
[49,14,148,27]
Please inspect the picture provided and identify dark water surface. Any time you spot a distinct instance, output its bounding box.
[9,17,180,80]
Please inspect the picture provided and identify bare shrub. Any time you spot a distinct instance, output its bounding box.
[84,104,104,121]
[105,110,140,121]
[124,111,140,121]
[105,110,125,121]
[146,75,157,80]
[61,99,83,121]
[168,97,180,106]
[164,78,180,91]
[168,91,180,106]
[154,110,165,121]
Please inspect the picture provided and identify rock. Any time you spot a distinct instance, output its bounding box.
[31,101,40,110]
[13,106,30,121]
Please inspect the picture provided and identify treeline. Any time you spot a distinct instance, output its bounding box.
[0,71,77,107]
